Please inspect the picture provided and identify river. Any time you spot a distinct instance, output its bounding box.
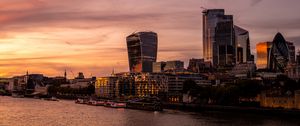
[0,96,299,126]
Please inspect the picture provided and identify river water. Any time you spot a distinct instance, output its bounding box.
[0,96,299,126]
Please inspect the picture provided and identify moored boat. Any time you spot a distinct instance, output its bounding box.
[93,100,105,106]
[126,97,163,111]
[110,102,126,108]
[75,98,86,104]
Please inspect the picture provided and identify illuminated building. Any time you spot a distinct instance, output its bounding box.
[256,42,272,69]
[203,9,224,63]
[268,33,290,72]
[202,9,235,68]
[95,77,118,98]
[234,25,251,64]
[126,31,158,73]
[134,73,168,97]
[115,74,135,98]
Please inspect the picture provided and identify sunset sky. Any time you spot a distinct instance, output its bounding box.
[0,0,300,78]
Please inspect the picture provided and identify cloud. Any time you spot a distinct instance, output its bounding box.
[250,0,263,6]
[0,0,300,77]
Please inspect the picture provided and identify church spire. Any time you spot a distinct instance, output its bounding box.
[64,69,67,79]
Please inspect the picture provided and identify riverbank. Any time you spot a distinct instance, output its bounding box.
[164,103,300,117]
[5,95,300,117]
[2,96,300,126]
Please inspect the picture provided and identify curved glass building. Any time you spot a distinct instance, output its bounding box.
[268,32,290,72]
[126,31,158,73]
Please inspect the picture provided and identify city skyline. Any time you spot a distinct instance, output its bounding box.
[0,0,300,77]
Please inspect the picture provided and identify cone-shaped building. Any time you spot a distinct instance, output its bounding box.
[268,32,290,72]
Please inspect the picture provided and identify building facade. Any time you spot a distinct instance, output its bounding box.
[115,74,135,98]
[95,77,118,98]
[126,31,158,73]
[187,58,212,73]
[203,9,225,63]
[287,41,296,63]
[153,60,184,73]
[134,73,168,97]
[268,33,290,72]
[153,62,166,73]
[256,42,272,69]
[203,9,235,68]
[166,73,209,103]
[234,25,251,64]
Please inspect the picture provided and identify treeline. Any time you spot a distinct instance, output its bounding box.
[183,79,262,106]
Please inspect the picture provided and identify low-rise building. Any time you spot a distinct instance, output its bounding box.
[153,60,184,73]
[134,73,168,97]
[259,90,300,109]
[115,73,135,99]
[166,72,209,103]
[187,58,212,73]
[231,61,256,78]
[95,76,118,98]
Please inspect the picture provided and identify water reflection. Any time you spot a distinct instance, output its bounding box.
[0,96,299,126]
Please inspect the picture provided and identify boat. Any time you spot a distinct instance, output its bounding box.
[104,100,115,107]
[110,102,126,108]
[92,100,106,106]
[75,98,86,104]
[126,97,163,111]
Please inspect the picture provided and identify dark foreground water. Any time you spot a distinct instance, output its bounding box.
[0,96,299,126]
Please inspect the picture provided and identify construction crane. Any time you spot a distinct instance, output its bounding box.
[70,70,75,79]
[200,6,207,10]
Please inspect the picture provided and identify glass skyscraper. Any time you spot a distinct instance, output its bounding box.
[126,31,158,73]
[234,25,251,64]
[202,9,235,68]
[268,33,290,72]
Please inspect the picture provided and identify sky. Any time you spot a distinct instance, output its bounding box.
[0,0,300,78]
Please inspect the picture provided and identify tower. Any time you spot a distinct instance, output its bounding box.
[202,9,235,68]
[126,31,158,73]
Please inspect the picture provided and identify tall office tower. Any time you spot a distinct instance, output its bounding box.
[126,31,158,73]
[268,33,290,72]
[286,41,296,63]
[256,42,272,69]
[202,9,235,67]
[234,25,251,64]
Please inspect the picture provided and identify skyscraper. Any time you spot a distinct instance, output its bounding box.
[126,31,158,73]
[202,9,235,68]
[256,42,272,69]
[268,33,290,72]
[287,41,296,63]
[203,9,224,63]
[234,25,251,64]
